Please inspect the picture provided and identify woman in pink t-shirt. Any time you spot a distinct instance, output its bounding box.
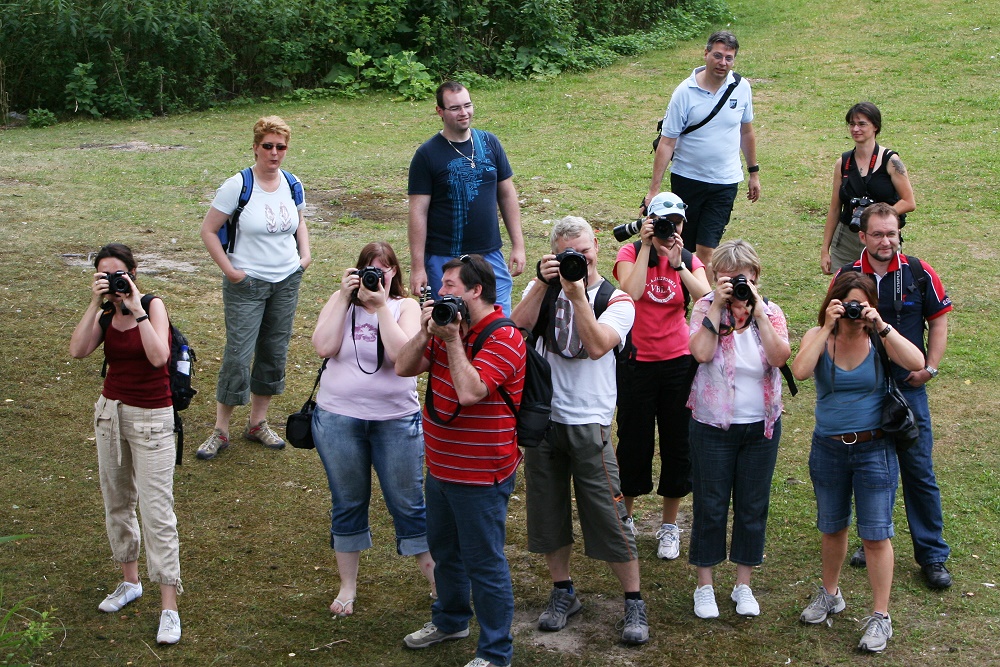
[310,242,435,618]
[613,192,710,561]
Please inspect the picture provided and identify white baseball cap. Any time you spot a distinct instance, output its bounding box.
[647,192,687,220]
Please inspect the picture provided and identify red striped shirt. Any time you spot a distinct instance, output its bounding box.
[422,307,525,485]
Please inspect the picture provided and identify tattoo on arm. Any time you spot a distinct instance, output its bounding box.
[890,155,907,175]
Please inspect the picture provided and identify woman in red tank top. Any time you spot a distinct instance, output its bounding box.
[69,243,182,645]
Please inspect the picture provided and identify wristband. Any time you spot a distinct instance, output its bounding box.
[702,316,718,335]
[878,323,893,338]
[747,164,760,173]
[135,314,149,323]
[671,263,684,271]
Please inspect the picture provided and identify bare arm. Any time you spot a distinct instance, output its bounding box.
[200,206,246,282]
[888,153,916,216]
[395,302,434,377]
[791,325,832,380]
[740,122,760,202]
[615,220,654,300]
[312,269,360,358]
[69,272,109,359]
[511,258,557,330]
[904,313,947,386]
[375,297,421,363]
[563,279,622,359]
[440,329,490,406]
[497,178,525,277]
[295,211,311,269]
[644,136,677,210]
[821,159,844,275]
[407,194,431,294]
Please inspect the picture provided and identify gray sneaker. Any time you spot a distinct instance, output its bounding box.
[403,622,470,649]
[619,598,649,645]
[245,419,285,449]
[858,612,892,652]
[196,429,229,460]
[538,587,582,631]
[800,585,846,624]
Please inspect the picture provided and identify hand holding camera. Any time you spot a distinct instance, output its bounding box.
[848,196,874,233]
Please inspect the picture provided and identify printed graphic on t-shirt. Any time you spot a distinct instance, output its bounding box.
[647,276,681,304]
[354,321,378,343]
[551,295,588,359]
[263,203,295,233]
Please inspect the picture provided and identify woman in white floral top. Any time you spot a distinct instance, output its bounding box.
[684,239,791,621]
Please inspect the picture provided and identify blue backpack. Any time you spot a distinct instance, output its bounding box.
[218,167,304,253]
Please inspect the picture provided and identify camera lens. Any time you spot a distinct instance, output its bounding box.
[731,274,753,302]
[431,296,466,326]
[652,216,676,239]
[843,300,863,319]
[358,266,384,291]
[613,219,643,242]
[556,250,588,282]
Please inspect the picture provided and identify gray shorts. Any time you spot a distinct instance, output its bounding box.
[524,422,637,562]
[216,267,303,405]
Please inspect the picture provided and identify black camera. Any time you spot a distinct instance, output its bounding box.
[357,266,385,291]
[555,249,588,282]
[731,274,754,303]
[843,300,864,319]
[612,215,677,243]
[431,295,468,326]
[848,196,874,233]
[104,271,133,295]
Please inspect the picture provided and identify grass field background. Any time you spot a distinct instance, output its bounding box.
[1,0,998,664]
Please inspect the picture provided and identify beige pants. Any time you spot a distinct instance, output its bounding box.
[94,396,182,591]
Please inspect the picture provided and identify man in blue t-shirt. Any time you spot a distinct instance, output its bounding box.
[408,81,525,315]
[643,31,760,282]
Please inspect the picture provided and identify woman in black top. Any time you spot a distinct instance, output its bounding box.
[820,102,915,274]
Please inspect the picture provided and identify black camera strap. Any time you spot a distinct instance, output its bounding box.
[350,304,385,375]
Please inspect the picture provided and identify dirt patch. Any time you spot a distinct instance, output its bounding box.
[513,595,642,660]
[60,252,198,274]
[76,141,188,152]
[306,188,405,226]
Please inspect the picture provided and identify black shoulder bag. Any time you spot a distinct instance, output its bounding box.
[285,359,327,449]
[871,331,919,451]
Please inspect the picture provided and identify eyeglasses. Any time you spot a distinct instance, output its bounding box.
[259,142,288,151]
[710,52,735,63]
[444,102,474,114]
[847,121,871,129]
[863,231,898,240]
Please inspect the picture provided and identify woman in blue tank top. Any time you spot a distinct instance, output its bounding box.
[791,272,924,652]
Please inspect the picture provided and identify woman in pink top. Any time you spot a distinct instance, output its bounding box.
[311,242,435,618]
[613,192,710,560]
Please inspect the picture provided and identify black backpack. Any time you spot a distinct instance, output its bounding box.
[100,294,197,464]
[470,318,552,448]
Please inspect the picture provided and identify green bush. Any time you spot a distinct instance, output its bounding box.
[0,0,728,117]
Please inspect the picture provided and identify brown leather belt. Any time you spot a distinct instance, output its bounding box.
[830,429,884,445]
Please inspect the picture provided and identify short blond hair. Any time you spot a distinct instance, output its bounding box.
[712,239,762,280]
[550,216,593,253]
[253,115,291,145]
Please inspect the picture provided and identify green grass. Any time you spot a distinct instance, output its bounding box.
[2,0,999,664]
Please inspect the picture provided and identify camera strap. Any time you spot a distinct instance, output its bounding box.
[843,144,880,197]
[350,304,385,375]
[651,73,742,153]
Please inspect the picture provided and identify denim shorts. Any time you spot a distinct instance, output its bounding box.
[809,431,898,541]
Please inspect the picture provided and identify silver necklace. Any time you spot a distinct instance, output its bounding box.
[443,132,475,169]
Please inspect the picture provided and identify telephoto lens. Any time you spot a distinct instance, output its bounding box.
[431,295,467,326]
[555,249,588,282]
[843,300,864,319]
[731,274,753,302]
[613,219,643,242]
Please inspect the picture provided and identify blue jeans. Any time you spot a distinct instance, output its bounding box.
[312,408,429,555]
[216,267,303,404]
[809,432,898,541]
[426,473,515,667]
[426,249,514,316]
[688,419,781,567]
[898,384,949,565]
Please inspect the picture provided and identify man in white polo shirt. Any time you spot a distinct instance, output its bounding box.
[643,31,760,281]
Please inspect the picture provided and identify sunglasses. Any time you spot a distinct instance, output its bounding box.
[652,201,688,211]
[259,142,288,151]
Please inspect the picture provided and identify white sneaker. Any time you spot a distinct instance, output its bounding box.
[731,584,760,616]
[623,515,638,537]
[693,584,719,619]
[654,523,681,560]
[98,581,143,612]
[157,609,181,644]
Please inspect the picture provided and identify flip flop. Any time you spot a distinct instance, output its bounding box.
[330,598,355,618]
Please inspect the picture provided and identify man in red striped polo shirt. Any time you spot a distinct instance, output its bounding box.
[396,254,526,667]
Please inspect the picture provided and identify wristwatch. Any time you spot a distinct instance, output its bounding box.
[924,365,939,378]
[747,164,760,173]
